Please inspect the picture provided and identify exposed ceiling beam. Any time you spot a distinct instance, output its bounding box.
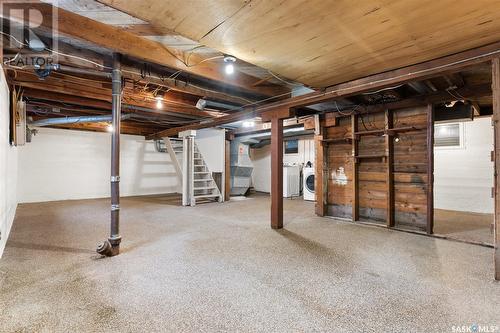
[147,41,500,139]
[3,34,255,106]
[148,81,491,139]
[7,70,224,118]
[2,2,290,98]
[119,64,251,106]
[116,23,171,36]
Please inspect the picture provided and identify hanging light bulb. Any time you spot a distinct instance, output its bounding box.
[106,124,114,132]
[224,55,236,75]
[155,95,164,109]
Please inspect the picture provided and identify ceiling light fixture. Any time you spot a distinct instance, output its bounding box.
[224,55,236,75]
[196,98,207,110]
[242,120,255,128]
[155,95,164,109]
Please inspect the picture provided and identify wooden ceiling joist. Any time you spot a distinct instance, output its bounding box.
[147,41,500,139]
[2,2,290,98]
[7,70,225,119]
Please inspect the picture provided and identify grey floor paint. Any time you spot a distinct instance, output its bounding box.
[0,194,499,332]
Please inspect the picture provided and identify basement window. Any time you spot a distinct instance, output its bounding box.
[284,139,299,154]
[434,123,464,149]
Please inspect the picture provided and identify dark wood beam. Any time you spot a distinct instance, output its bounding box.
[334,83,491,118]
[493,58,500,280]
[426,104,435,235]
[352,114,359,221]
[2,2,289,97]
[385,109,395,227]
[8,70,224,118]
[120,64,252,106]
[148,40,500,139]
[270,116,284,229]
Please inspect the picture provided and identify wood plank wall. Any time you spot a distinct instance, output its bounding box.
[318,106,430,231]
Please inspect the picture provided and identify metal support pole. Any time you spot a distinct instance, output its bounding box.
[97,53,122,257]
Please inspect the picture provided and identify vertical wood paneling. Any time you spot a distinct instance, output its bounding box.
[325,107,428,230]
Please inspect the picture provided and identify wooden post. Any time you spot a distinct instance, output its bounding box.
[271,116,284,229]
[315,133,327,216]
[385,109,395,227]
[426,104,435,235]
[492,58,500,280]
[351,114,359,221]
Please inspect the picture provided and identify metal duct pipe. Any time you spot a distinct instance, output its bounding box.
[196,98,241,111]
[97,53,122,257]
[29,114,131,127]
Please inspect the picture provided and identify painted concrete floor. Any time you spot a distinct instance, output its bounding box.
[434,208,493,245]
[0,194,499,332]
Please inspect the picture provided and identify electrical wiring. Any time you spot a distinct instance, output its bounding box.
[267,70,303,87]
[1,31,251,104]
[361,84,405,95]
[5,25,499,133]
[333,100,354,116]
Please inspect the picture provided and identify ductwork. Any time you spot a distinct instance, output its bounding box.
[196,98,240,111]
[28,114,132,127]
[230,139,254,196]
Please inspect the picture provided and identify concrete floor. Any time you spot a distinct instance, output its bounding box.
[1,194,499,332]
[434,209,493,245]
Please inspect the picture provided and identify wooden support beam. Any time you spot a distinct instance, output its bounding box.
[148,38,500,139]
[351,114,359,221]
[426,104,435,235]
[385,109,395,227]
[2,2,289,98]
[314,130,327,216]
[492,58,500,280]
[261,107,294,122]
[8,71,222,118]
[270,116,284,229]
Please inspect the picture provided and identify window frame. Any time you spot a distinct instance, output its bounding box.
[434,121,465,150]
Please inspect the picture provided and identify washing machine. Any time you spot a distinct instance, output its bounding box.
[303,167,315,201]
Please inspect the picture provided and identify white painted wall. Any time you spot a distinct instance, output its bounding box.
[196,128,225,173]
[17,128,179,203]
[0,67,18,258]
[250,137,314,193]
[434,117,494,213]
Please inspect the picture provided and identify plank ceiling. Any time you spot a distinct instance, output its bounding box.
[99,0,500,88]
[45,0,296,88]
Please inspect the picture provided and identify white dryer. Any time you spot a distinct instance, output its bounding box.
[303,167,315,201]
